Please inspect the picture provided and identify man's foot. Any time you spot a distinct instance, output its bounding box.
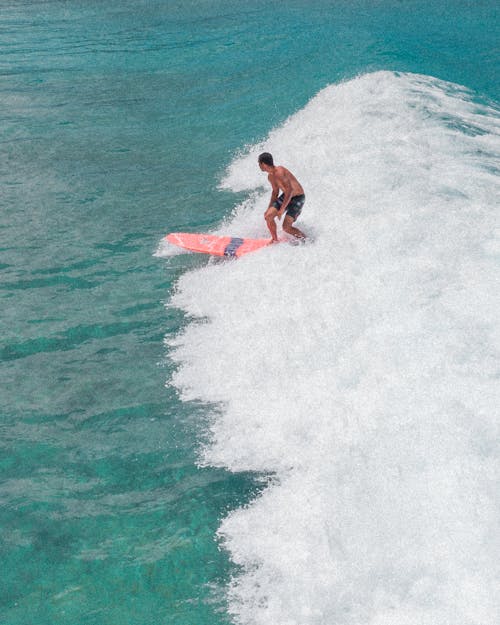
[289,235,307,246]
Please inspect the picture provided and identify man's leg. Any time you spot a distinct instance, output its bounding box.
[283,215,305,239]
[265,207,279,241]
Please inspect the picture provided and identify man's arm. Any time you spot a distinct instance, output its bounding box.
[268,175,279,208]
[276,174,292,218]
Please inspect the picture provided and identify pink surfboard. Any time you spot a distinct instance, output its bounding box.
[165,232,272,258]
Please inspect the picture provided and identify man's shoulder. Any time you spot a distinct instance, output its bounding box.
[274,165,289,178]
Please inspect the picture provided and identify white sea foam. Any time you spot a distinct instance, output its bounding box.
[166,72,500,625]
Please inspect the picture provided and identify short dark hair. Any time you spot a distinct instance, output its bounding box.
[258,152,274,166]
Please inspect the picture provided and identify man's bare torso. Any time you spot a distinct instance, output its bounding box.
[268,166,304,196]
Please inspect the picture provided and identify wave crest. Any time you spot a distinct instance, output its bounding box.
[168,71,500,625]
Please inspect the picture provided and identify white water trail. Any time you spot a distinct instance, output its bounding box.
[167,72,500,625]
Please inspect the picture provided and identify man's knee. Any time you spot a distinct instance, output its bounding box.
[283,219,294,233]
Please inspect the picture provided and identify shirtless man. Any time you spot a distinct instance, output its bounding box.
[258,152,306,242]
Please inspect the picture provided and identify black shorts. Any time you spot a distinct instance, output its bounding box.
[272,193,305,220]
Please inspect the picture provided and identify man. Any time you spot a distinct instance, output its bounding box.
[258,152,306,242]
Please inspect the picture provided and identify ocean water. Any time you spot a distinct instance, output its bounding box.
[1,2,499,624]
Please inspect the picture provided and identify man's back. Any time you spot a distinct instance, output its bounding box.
[270,165,304,196]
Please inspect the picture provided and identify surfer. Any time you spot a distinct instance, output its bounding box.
[258,152,306,242]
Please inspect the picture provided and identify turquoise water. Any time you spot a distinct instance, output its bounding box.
[1,2,499,624]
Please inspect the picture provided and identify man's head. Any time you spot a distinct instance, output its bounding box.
[258,152,274,172]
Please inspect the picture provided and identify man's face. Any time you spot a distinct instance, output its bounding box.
[259,161,270,172]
